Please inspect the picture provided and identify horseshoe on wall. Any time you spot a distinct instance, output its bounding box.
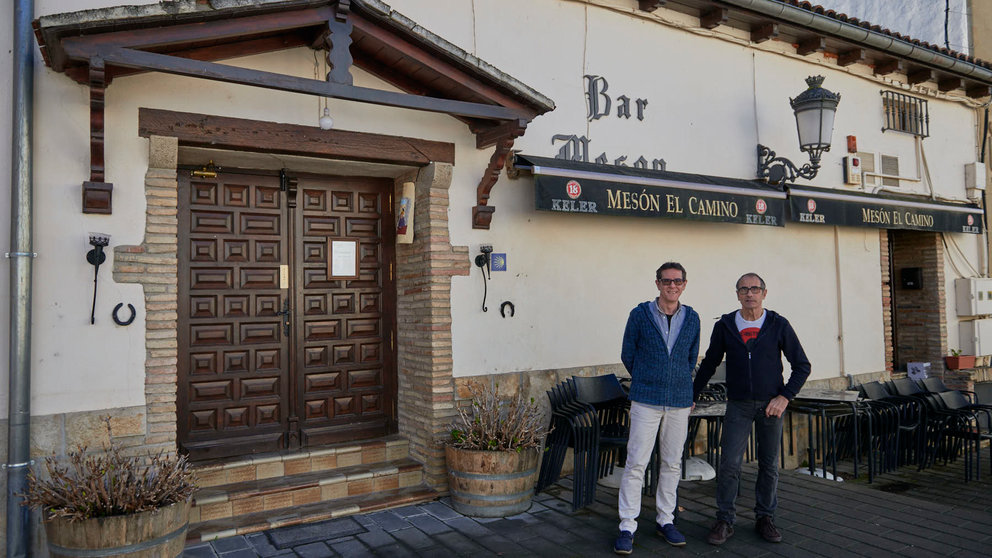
[112,303,136,326]
[500,301,515,318]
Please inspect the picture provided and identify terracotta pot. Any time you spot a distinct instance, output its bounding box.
[43,499,191,558]
[945,355,976,370]
[445,446,539,517]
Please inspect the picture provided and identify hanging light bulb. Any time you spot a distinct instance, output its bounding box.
[318,106,334,130]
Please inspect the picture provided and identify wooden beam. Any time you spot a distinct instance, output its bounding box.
[137,108,455,166]
[700,8,728,30]
[796,37,826,56]
[750,23,778,43]
[474,119,529,150]
[838,48,866,67]
[938,77,965,92]
[96,47,529,122]
[638,1,666,11]
[349,13,533,113]
[874,59,905,76]
[84,59,112,214]
[325,15,354,85]
[474,134,521,230]
[61,6,333,57]
[908,68,935,85]
[967,84,992,99]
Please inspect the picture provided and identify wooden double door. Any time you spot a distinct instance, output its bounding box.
[177,170,396,460]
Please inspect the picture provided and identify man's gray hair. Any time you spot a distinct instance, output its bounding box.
[736,272,766,290]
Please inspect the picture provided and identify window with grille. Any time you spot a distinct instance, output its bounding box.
[881,91,929,138]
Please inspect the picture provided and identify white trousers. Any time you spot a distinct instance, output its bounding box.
[618,402,691,533]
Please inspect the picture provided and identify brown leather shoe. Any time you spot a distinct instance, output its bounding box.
[707,520,734,545]
[756,516,782,543]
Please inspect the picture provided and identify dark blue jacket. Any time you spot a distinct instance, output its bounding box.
[693,310,811,402]
[621,301,700,407]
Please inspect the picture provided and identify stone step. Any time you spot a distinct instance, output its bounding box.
[187,484,439,543]
[190,457,424,525]
[192,435,410,489]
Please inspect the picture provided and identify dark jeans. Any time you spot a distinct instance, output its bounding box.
[715,399,783,525]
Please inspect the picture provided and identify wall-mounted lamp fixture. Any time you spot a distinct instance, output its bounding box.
[87,233,111,324]
[757,75,841,186]
[475,245,493,312]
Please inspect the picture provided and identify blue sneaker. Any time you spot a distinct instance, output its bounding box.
[657,523,686,547]
[614,530,634,554]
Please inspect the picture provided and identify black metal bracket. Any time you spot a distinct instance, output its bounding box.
[757,144,819,186]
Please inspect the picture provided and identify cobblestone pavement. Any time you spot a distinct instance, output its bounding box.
[183,458,992,557]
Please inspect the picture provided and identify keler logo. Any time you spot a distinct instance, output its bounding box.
[755,199,767,215]
[565,180,582,200]
[807,199,817,213]
[968,215,975,226]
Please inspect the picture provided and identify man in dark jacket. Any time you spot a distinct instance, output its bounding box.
[693,272,810,546]
[614,262,700,555]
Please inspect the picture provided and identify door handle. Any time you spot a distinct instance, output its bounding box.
[278,299,291,337]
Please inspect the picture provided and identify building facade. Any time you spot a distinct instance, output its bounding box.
[4,0,992,551]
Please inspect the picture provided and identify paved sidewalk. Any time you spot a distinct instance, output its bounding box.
[183,458,992,557]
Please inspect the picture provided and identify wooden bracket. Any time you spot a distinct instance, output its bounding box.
[938,77,965,92]
[967,84,992,99]
[797,37,826,56]
[83,58,113,214]
[473,124,526,230]
[700,8,728,30]
[638,1,666,12]
[908,68,935,85]
[838,48,866,67]
[874,59,905,76]
[325,10,354,85]
[750,23,779,43]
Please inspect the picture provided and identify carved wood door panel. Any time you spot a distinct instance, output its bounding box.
[178,171,396,461]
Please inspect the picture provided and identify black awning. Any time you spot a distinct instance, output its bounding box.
[514,154,786,227]
[788,186,984,234]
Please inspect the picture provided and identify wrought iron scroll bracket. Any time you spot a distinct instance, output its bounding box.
[756,144,818,186]
[473,123,527,229]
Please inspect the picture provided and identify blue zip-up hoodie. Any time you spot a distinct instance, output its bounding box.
[692,310,811,402]
[621,301,700,407]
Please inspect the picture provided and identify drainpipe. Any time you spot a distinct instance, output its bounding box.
[6,0,34,557]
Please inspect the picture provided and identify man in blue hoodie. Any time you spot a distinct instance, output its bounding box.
[693,272,810,546]
[614,262,700,555]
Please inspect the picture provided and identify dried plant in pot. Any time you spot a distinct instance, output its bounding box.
[23,419,197,558]
[446,381,549,517]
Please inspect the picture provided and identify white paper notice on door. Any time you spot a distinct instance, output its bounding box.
[328,239,359,279]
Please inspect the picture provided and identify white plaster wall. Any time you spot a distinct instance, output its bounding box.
[5,0,988,416]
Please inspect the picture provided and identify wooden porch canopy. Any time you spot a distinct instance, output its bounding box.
[33,0,555,228]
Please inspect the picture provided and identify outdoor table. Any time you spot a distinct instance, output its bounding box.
[789,389,868,482]
[682,401,726,480]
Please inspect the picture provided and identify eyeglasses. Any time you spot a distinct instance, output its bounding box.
[657,278,685,286]
[737,286,764,295]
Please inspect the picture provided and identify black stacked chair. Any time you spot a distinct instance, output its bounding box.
[537,374,655,511]
[857,381,929,473]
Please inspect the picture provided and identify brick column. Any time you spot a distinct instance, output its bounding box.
[112,135,180,453]
[879,230,893,373]
[890,230,947,376]
[394,163,469,489]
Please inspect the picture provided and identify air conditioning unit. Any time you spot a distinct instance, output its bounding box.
[955,277,992,316]
[959,318,992,356]
[965,162,986,200]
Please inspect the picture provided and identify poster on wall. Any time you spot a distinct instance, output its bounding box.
[328,239,359,280]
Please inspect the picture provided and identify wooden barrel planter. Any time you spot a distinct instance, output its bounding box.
[445,446,540,517]
[44,499,191,558]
